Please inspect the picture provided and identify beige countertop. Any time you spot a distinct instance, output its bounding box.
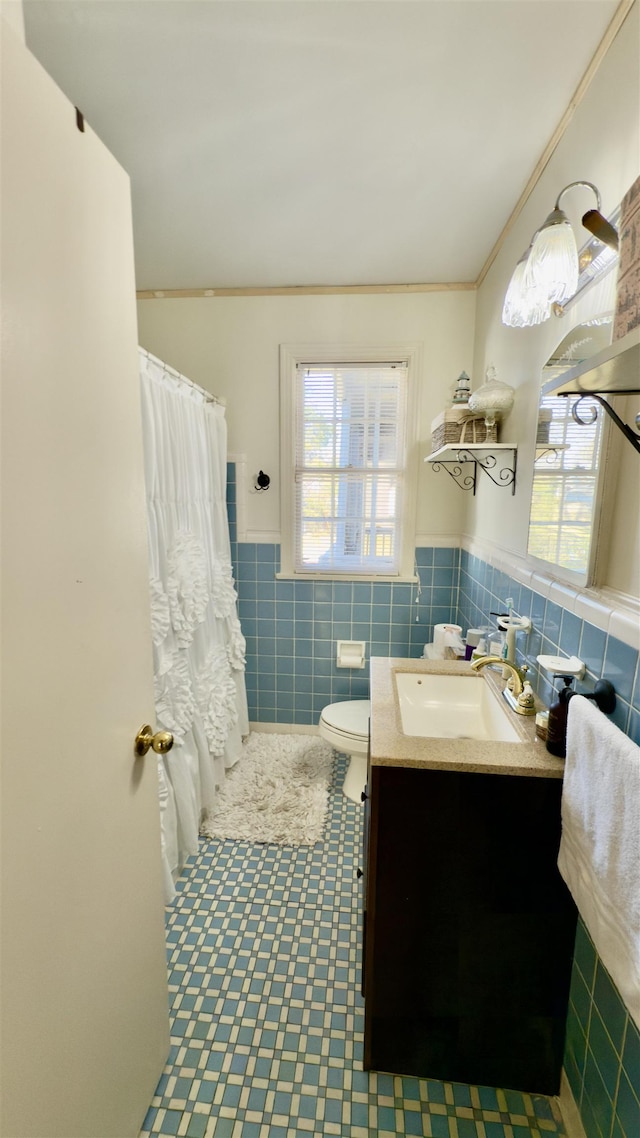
[370,657,565,779]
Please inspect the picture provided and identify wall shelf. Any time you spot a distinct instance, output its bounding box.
[541,325,639,397]
[542,326,640,454]
[425,444,518,494]
[535,444,570,463]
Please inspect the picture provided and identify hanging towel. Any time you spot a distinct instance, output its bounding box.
[558,695,640,1029]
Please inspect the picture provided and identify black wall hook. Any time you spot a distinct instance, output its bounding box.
[255,470,270,491]
[568,678,616,715]
[583,678,617,715]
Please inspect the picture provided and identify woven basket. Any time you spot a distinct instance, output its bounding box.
[431,409,489,451]
[536,409,552,445]
[458,417,489,445]
[432,419,464,451]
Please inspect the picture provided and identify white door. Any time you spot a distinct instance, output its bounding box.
[1,26,169,1138]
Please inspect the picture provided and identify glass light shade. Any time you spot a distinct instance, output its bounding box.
[502,256,550,327]
[524,210,579,304]
[468,367,515,443]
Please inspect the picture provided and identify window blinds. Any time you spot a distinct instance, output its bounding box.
[294,362,408,573]
[528,393,602,572]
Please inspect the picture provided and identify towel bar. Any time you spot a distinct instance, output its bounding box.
[569,679,616,715]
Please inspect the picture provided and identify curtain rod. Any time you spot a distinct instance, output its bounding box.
[139,347,225,406]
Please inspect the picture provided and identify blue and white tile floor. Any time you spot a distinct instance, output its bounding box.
[140,756,567,1138]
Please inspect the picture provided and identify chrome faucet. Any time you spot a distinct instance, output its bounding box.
[470,655,536,716]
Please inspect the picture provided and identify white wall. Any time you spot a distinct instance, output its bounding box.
[468,2,640,598]
[137,290,476,546]
[1,0,25,42]
[138,5,638,597]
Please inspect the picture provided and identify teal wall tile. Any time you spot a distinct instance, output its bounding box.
[604,635,638,705]
[565,1002,588,1096]
[610,696,631,734]
[236,542,457,723]
[560,610,582,657]
[623,1018,640,1083]
[544,599,562,642]
[564,978,587,1056]
[615,1068,640,1138]
[580,1088,605,1138]
[580,622,607,676]
[588,1007,621,1101]
[593,961,628,1055]
[574,920,598,988]
[611,1117,627,1138]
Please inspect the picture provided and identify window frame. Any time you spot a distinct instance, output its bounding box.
[279,343,421,580]
[526,293,618,590]
[527,390,605,580]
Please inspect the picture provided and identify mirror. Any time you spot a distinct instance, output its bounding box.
[527,314,613,580]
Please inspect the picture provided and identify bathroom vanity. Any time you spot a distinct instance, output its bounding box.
[362,658,576,1095]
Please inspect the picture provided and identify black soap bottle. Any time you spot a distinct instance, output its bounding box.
[546,676,574,758]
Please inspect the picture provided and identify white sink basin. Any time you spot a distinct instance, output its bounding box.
[395,671,520,743]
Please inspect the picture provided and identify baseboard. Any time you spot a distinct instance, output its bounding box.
[250,721,318,736]
[557,1070,586,1138]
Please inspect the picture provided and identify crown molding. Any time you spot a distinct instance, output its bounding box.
[136,282,475,299]
[135,4,635,307]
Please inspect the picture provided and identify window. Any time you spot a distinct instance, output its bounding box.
[528,391,603,574]
[527,297,616,586]
[280,345,420,578]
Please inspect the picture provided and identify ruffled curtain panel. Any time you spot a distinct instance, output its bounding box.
[139,350,248,902]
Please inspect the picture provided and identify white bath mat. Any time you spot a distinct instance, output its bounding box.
[200,732,334,846]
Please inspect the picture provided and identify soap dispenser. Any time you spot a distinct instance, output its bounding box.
[546,676,575,758]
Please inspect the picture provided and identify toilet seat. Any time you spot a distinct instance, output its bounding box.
[319,700,370,756]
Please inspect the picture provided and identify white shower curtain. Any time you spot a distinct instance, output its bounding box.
[139,349,249,902]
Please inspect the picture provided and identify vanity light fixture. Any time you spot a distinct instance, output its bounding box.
[502,244,549,328]
[502,181,619,329]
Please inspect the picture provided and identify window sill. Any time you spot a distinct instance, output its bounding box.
[276,572,419,584]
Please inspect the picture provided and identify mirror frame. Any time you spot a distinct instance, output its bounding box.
[526,314,615,587]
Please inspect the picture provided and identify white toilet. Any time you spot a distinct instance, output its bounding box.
[318,700,370,803]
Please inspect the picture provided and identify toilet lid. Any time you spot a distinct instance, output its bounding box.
[320,700,370,736]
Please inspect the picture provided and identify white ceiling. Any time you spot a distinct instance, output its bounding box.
[23,0,620,291]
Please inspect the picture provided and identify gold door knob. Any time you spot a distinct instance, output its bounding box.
[134,725,174,757]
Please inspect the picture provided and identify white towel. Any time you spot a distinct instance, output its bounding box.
[558,695,640,1028]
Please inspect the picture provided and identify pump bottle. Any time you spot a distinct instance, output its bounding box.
[545,676,575,758]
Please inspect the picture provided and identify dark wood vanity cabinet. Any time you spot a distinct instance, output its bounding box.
[362,762,577,1095]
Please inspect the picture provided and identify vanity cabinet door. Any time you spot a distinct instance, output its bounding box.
[360,731,372,998]
[363,764,577,1095]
